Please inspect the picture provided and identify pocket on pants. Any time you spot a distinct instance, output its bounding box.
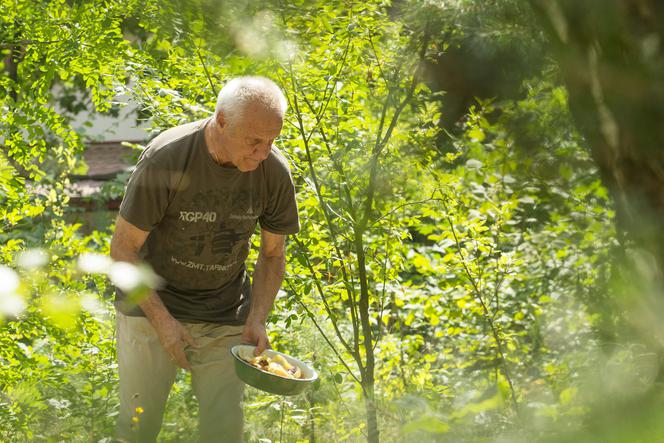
[116,312,158,345]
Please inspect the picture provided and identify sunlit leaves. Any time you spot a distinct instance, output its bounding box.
[402,414,450,434]
[40,292,81,331]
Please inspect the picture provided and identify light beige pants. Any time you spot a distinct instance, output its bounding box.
[115,312,245,443]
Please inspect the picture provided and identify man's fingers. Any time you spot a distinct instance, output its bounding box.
[242,323,270,355]
[181,328,199,348]
[253,337,265,355]
[240,326,252,344]
[254,336,270,356]
[171,346,191,370]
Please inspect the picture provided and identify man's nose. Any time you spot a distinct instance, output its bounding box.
[255,143,272,160]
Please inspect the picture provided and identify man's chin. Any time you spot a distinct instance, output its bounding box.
[239,162,261,172]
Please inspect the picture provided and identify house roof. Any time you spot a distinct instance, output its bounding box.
[75,141,138,179]
[67,141,139,210]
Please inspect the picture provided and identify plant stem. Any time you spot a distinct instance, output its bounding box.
[442,197,519,413]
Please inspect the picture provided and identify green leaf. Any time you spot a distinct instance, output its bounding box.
[402,416,450,434]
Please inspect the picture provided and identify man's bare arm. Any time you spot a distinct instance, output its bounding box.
[110,215,197,369]
[242,229,287,354]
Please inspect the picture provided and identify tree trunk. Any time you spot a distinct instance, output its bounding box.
[529,0,664,285]
[528,0,664,373]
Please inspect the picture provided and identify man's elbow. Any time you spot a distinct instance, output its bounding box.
[266,252,286,263]
[109,235,121,261]
[259,251,286,267]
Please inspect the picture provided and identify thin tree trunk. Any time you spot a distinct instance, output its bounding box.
[356,230,380,443]
[2,28,31,179]
[4,27,20,103]
[363,382,379,443]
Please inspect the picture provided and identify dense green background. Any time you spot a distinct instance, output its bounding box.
[2,0,663,441]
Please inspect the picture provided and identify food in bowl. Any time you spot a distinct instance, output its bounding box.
[243,353,303,379]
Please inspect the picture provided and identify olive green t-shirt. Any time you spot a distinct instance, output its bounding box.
[116,117,299,324]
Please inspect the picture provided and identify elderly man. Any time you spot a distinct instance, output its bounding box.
[110,76,299,442]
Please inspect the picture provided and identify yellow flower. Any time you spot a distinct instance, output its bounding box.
[131,417,139,423]
[135,407,144,414]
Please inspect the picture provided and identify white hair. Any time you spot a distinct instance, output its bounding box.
[214,76,287,125]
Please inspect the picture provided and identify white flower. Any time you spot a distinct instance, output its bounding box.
[108,262,143,292]
[0,266,20,294]
[0,293,26,317]
[80,293,107,315]
[16,249,49,269]
[78,253,113,274]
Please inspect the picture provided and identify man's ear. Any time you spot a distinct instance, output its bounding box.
[215,111,226,128]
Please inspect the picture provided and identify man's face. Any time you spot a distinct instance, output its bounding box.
[219,103,283,172]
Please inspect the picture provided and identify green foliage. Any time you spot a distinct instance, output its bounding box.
[393,82,616,440]
[0,219,117,441]
[400,0,549,129]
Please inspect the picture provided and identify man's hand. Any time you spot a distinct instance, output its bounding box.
[152,313,198,369]
[241,321,270,356]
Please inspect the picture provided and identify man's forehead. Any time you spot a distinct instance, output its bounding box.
[238,106,283,135]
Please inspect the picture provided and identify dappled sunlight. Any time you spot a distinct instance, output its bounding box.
[3,0,664,441]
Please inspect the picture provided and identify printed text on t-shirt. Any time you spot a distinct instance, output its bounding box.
[179,211,218,223]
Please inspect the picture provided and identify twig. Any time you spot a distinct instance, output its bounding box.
[359,32,429,231]
[291,237,354,357]
[287,65,361,349]
[286,279,363,387]
[441,197,519,413]
[279,396,286,443]
[370,196,444,228]
[195,46,218,97]
[373,233,391,353]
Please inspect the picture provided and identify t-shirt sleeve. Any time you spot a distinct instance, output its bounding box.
[119,156,172,231]
[259,159,300,235]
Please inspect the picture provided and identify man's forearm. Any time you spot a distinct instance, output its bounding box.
[110,217,195,367]
[110,246,172,324]
[138,290,173,324]
[247,253,285,325]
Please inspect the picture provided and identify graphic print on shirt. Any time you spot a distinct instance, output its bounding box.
[189,221,248,256]
[229,188,258,221]
[167,185,261,276]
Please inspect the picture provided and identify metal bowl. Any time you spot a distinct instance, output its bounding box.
[230,345,318,396]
